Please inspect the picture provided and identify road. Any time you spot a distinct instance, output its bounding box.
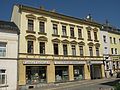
[30,78,119,90]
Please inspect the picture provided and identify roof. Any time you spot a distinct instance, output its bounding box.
[0,20,20,34]
[16,4,102,27]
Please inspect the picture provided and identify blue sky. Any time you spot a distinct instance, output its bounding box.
[0,0,120,28]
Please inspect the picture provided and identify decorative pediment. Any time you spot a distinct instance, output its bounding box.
[38,36,48,42]
[26,14,36,19]
[86,26,92,30]
[37,16,47,21]
[61,39,70,44]
[70,40,77,44]
[93,27,98,32]
[94,43,100,47]
[25,35,36,40]
[78,41,85,46]
[52,38,61,43]
[88,42,94,46]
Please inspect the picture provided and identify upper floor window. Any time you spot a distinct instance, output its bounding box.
[39,21,45,33]
[63,44,68,55]
[54,43,59,55]
[39,42,45,54]
[94,32,98,40]
[103,35,107,43]
[78,28,82,38]
[27,41,34,53]
[28,19,34,31]
[0,69,6,85]
[111,48,114,54]
[89,47,93,56]
[71,45,76,56]
[96,47,99,56]
[62,25,67,36]
[113,38,116,44]
[79,46,84,56]
[53,24,58,35]
[87,30,91,40]
[70,27,74,37]
[110,37,112,43]
[115,48,117,54]
[0,42,6,57]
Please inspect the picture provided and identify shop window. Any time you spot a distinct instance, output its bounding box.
[39,42,45,54]
[78,28,82,38]
[96,47,99,56]
[26,66,46,84]
[79,46,84,56]
[110,37,112,44]
[63,44,68,56]
[27,41,34,53]
[71,45,76,56]
[62,25,67,36]
[0,42,6,57]
[54,43,59,55]
[94,32,98,40]
[103,35,107,43]
[39,21,45,33]
[70,27,74,37]
[28,19,34,31]
[0,69,6,85]
[111,48,114,54]
[89,47,93,56]
[87,30,91,40]
[53,24,58,35]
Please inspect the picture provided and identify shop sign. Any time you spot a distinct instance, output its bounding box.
[23,61,50,64]
[54,61,86,64]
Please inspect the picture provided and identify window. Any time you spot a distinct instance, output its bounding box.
[103,35,107,43]
[28,19,34,31]
[115,48,117,54]
[71,45,76,56]
[0,69,6,85]
[27,41,34,53]
[62,25,67,36]
[79,46,84,56]
[111,48,114,54]
[54,44,59,55]
[110,37,112,43]
[94,32,98,40]
[113,38,116,44]
[39,21,45,33]
[104,47,107,49]
[40,42,45,54]
[89,47,93,56]
[96,47,99,56]
[63,44,68,55]
[87,30,91,40]
[0,42,6,57]
[78,28,82,38]
[70,27,74,37]
[53,24,58,35]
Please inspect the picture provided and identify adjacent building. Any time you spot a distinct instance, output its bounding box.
[0,21,19,90]
[11,4,105,89]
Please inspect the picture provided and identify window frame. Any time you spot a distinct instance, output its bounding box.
[53,43,59,55]
[0,42,6,57]
[53,24,58,35]
[63,44,68,56]
[27,41,34,54]
[78,28,82,38]
[70,27,74,37]
[62,25,67,36]
[96,47,99,56]
[94,31,98,40]
[71,45,76,56]
[87,30,91,40]
[103,35,107,43]
[89,47,93,56]
[39,42,45,54]
[39,21,45,33]
[28,19,34,31]
[0,69,6,85]
[79,46,84,56]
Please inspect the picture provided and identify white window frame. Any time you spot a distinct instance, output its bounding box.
[0,69,6,86]
[0,42,6,57]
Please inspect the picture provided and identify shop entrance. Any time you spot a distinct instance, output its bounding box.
[55,66,69,82]
[73,65,84,80]
[26,66,46,84]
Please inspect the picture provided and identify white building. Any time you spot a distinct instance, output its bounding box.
[0,21,19,90]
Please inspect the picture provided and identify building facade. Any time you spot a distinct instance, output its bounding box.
[100,25,120,78]
[0,21,19,90]
[11,5,105,88]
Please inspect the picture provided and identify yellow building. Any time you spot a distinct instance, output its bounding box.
[11,4,105,87]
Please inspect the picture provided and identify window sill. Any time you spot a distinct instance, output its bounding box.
[61,35,68,38]
[26,30,36,34]
[94,40,99,42]
[70,37,76,39]
[87,39,93,41]
[38,32,47,35]
[52,34,60,37]
[0,85,8,88]
[78,38,84,40]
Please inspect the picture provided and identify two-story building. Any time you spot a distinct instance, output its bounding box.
[0,20,19,90]
[11,4,105,89]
